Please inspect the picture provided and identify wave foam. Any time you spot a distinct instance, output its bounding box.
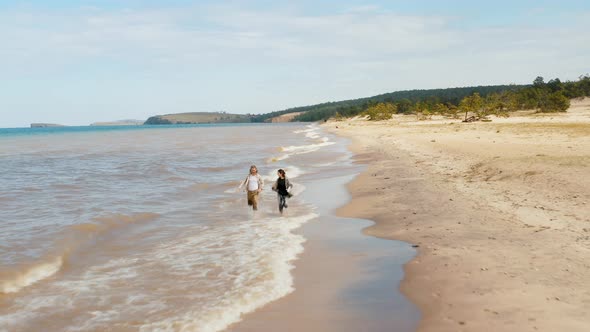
[272,140,336,162]
[305,131,321,139]
[292,124,317,134]
[1,256,63,294]
[261,165,305,182]
[141,213,318,332]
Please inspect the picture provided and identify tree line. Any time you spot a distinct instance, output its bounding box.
[293,75,590,122]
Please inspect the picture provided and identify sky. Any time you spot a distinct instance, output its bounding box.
[1,0,589,127]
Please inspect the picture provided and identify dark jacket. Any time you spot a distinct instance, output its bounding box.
[272,177,293,196]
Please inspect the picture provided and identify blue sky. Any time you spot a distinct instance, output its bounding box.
[1,1,589,127]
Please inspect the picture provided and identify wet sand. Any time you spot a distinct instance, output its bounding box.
[326,98,590,331]
[228,174,419,332]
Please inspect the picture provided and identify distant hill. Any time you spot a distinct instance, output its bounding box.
[141,78,589,124]
[142,84,526,124]
[290,84,529,121]
[31,123,65,128]
[144,112,253,125]
[238,84,531,123]
[91,120,144,126]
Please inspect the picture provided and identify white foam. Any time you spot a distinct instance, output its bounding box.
[305,131,321,139]
[292,124,317,134]
[1,256,63,294]
[269,154,290,162]
[262,165,304,182]
[281,140,333,153]
[283,166,304,179]
[271,125,334,162]
[273,140,336,162]
[0,294,68,330]
[293,128,314,134]
[141,213,318,332]
[224,186,242,194]
[3,210,316,331]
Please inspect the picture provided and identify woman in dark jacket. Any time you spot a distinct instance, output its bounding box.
[272,169,293,214]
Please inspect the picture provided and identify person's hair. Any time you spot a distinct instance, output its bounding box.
[278,169,286,177]
[250,165,258,173]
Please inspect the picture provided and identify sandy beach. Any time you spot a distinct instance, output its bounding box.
[327,98,590,331]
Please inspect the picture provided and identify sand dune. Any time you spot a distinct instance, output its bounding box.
[327,98,590,331]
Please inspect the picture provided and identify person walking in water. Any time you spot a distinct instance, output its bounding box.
[240,165,264,211]
[272,169,293,214]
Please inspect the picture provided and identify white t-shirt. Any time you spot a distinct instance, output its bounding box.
[247,175,259,191]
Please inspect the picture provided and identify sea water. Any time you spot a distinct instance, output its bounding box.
[0,123,353,331]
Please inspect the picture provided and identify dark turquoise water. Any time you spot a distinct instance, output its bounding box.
[0,123,278,137]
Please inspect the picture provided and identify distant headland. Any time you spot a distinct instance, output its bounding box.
[144,112,253,125]
[90,120,144,126]
[30,123,65,128]
[26,74,589,128]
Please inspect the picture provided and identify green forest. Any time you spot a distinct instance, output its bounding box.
[257,75,590,122]
[145,75,590,124]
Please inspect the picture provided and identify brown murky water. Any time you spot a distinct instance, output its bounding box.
[0,124,417,331]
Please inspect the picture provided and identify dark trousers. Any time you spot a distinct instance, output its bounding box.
[278,194,288,213]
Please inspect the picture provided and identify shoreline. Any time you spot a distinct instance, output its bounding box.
[228,146,419,331]
[326,98,590,331]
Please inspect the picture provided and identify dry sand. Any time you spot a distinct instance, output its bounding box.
[269,112,305,123]
[327,98,590,331]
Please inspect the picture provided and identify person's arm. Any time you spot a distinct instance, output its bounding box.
[286,178,293,189]
[239,176,248,191]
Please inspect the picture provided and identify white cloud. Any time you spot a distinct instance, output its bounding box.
[2,4,587,72]
[0,3,589,126]
[0,5,461,71]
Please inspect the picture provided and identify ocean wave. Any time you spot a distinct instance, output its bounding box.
[77,212,160,235]
[305,131,321,139]
[280,139,335,153]
[0,212,159,295]
[270,140,336,162]
[188,182,213,192]
[292,125,317,134]
[0,257,63,294]
[224,186,242,194]
[269,125,334,162]
[140,212,318,332]
[261,165,304,182]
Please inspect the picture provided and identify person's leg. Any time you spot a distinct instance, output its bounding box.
[247,191,254,206]
[278,194,285,213]
[252,191,258,210]
[277,194,281,210]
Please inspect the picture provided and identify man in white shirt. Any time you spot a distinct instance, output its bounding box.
[241,165,264,211]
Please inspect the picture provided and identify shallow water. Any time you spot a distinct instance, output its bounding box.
[302,174,419,331]
[0,123,417,331]
[230,172,419,332]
